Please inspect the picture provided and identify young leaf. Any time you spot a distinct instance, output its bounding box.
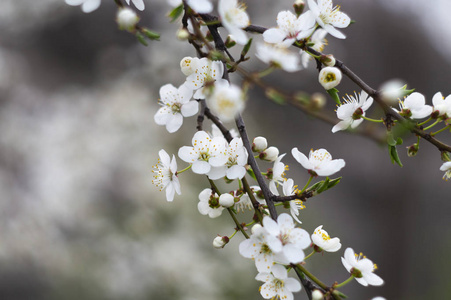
[168,4,184,22]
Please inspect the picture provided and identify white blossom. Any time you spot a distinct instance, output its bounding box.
[210,124,239,139]
[125,0,145,11]
[396,92,433,119]
[154,84,198,133]
[308,0,351,39]
[432,92,451,118]
[255,264,302,300]
[184,58,224,99]
[332,90,374,133]
[256,43,301,72]
[440,161,451,181]
[301,29,328,68]
[207,81,245,122]
[65,0,101,13]
[208,137,248,180]
[198,188,224,218]
[282,179,304,224]
[180,57,197,76]
[263,213,311,264]
[263,10,316,47]
[292,147,345,176]
[151,150,181,202]
[311,225,341,252]
[219,0,250,45]
[269,154,287,196]
[341,248,384,286]
[318,66,342,90]
[178,131,228,175]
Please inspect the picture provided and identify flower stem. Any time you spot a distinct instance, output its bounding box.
[423,119,440,131]
[418,117,432,126]
[431,125,450,136]
[176,164,192,175]
[335,276,355,288]
[304,250,315,261]
[227,208,249,239]
[361,116,384,123]
[229,229,239,239]
[257,66,276,78]
[300,175,314,193]
[295,264,329,291]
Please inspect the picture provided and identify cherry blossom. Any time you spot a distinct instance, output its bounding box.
[255,264,302,300]
[198,188,224,218]
[308,0,351,39]
[263,10,316,48]
[432,92,451,118]
[341,247,384,286]
[178,131,228,175]
[263,213,311,264]
[154,84,198,133]
[151,149,181,202]
[311,225,341,252]
[183,58,224,99]
[318,66,342,90]
[332,90,374,133]
[255,43,301,72]
[396,92,433,119]
[440,161,451,181]
[282,179,304,224]
[206,81,245,122]
[301,29,328,68]
[292,148,345,176]
[268,154,287,196]
[219,0,250,45]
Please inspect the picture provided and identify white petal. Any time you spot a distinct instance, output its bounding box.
[226,165,246,179]
[166,114,183,133]
[198,201,211,215]
[187,0,213,13]
[65,0,85,5]
[324,24,346,39]
[283,244,305,263]
[315,159,345,176]
[165,183,175,202]
[332,120,352,133]
[263,28,286,44]
[178,146,197,163]
[208,207,224,218]
[341,257,352,272]
[192,160,211,174]
[159,149,171,166]
[330,11,351,28]
[271,264,288,280]
[131,0,145,11]
[291,148,313,169]
[363,272,384,286]
[255,253,275,273]
[260,282,277,299]
[207,166,227,180]
[285,277,302,292]
[81,0,101,13]
[181,101,199,117]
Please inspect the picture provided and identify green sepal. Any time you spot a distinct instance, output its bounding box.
[135,32,148,46]
[266,89,286,105]
[241,38,253,57]
[246,168,257,181]
[168,4,184,22]
[388,144,403,167]
[142,28,160,40]
[327,88,341,105]
[306,177,341,195]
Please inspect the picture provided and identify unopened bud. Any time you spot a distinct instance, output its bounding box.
[180,56,196,76]
[441,151,451,162]
[116,7,139,32]
[225,35,236,48]
[407,143,419,157]
[252,136,268,152]
[177,28,190,40]
[309,93,326,110]
[251,224,263,234]
[213,236,229,249]
[219,193,235,207]
[318,67,342,90]
[293,0,305,17]
[260,146,279,162]
[312,289,323,300]
[320,54,336,66]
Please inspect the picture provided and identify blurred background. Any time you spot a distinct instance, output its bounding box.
[0,0,450,299]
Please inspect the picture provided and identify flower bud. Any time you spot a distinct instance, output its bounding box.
[225,35,236,48]
[176,28,190,40]
[180,57,196,76]
[407,143,419,157]
[251,223,263,234]
[318,67,342,90]
[213,235,229,249]
[320,54,336,66]
[116,8,139,32]
[293,0,305,17]
[309,93,326,110]
[260,146,279,162]
[219,193,235,207]
[312,290,323,300]
[252,136,268,152]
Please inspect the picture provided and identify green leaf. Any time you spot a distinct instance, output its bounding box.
[135,32,148,46]
[316,177,330,194]
[327,88,341,105]
[168,4,184,22]
[265,89,285,105]
[246,168,257,181]
[241,38,253,57]
[142,28,160,40]
[396,137,403,145]
[388,144,403,167]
